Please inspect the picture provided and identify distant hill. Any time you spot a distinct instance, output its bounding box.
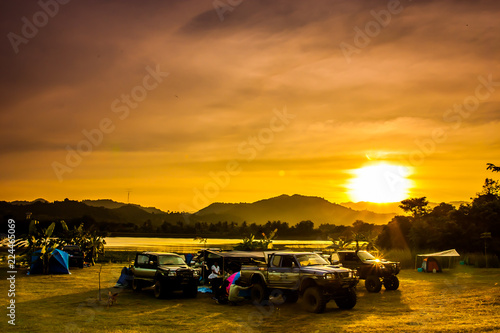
[341,200,469,215]
[82,199,167,214]
[10,198,49,205]
[0,199,187,230]
[195,194,396,226]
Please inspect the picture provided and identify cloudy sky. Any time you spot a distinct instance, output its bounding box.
[1,0,499,212]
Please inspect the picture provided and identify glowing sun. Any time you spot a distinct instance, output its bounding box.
[347,163,412,203]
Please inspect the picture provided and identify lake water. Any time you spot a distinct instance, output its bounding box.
[105,237,332,253]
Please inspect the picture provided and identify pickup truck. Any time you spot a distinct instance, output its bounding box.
[332,250,400,292]
[239,251,358,313]
[130,252,199,299]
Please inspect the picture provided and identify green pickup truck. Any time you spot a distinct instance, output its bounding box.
[332,250,400,292]
[239,251,359,313]
[130,252,199,299]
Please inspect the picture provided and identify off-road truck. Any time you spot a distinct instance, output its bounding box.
[240,251,358,313]
[130,252,199,299]
[332,250,400,293]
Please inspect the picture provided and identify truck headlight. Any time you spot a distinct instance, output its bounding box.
[325,273,336,279]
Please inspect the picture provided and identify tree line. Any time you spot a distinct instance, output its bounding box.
[376,164,500,256]
[8,164,498,259]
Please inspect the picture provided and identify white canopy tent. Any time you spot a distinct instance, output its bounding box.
[417,249,460,257]
[415,249,461,270]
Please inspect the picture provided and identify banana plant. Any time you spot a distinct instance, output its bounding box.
[234,229,278,250]
[24,220,67,274]
[82,229,106,265]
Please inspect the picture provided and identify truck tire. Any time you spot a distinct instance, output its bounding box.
[183,283,198,298]
[132,278,142,292]
[250,283,269,304]
[334,287,357,309]
[154,280,170,299]
[383,275,399,290]
[302,286,327,313]
[365,275,382,293]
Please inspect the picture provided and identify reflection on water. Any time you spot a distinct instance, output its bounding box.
[105,237,332,253]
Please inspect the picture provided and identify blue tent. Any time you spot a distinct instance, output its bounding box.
[29,249,70,274]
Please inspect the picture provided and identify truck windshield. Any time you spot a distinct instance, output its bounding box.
[357,251,376,261]
[296,254,329,266]
[158,255,185,265]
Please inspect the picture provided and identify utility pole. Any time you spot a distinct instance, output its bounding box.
[126,189,132,204]
[480,232,492,268]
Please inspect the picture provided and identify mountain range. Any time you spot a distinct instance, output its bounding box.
[194,194,395,225]
[2,194,467,228]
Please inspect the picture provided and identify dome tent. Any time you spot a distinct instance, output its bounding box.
[29,248,70,275]
[421,257,442,272]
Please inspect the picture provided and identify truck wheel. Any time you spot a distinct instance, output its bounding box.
[183,283,198,298]
[365,275,382,293]
[132,278,142,292]
[302,286,327,313]
[335,287,357,309]
[78,259,84,269]
[154,280,169,299]
[383,275,399,290]
[250,283,269,304]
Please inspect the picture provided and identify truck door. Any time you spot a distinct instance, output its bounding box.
[268,255,283,287]
[279,255,300,288]
[268,255,299,288]
[342,252,360,270]
[134,253,157,278]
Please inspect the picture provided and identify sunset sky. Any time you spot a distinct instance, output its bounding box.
[1,0,499,212]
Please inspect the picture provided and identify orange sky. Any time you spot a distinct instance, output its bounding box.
[1,0,499,212]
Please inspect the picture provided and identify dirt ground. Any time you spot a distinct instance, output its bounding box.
[2,263,499,332]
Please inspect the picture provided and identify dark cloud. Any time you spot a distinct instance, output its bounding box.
[1,0,499,207]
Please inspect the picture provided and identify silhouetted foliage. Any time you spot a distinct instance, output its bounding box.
[376,163,500,257]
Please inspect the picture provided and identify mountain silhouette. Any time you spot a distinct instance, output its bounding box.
[195,194,395,225]
[82,199,167,214]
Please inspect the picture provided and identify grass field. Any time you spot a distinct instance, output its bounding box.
[2,263,499,332]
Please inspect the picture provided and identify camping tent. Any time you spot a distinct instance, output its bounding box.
[415,249,461,271]
[421,257,442,272]
[29,249,70,274]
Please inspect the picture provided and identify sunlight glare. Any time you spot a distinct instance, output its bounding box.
[347,163,412,203]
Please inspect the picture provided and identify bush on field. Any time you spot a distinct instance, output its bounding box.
[463,253,500,268]
[381,249,415,269]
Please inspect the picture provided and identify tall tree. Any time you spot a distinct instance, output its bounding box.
[399,197,430,218]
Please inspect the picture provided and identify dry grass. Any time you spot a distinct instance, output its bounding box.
[1,263,499,332]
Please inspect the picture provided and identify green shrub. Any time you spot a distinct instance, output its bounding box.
[463,253,500,268]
